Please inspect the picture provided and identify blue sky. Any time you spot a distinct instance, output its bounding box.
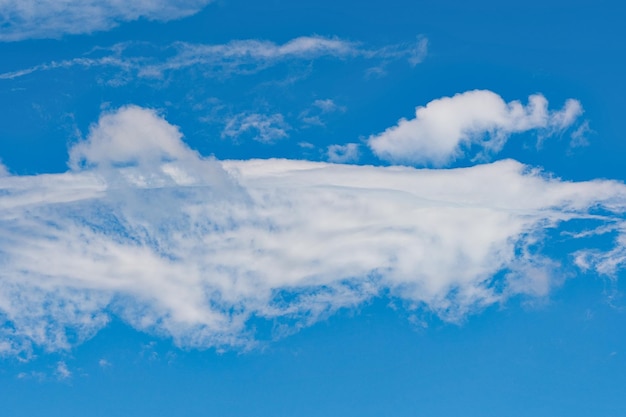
[1,0,626,415]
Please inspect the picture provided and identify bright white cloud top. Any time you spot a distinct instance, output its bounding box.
[0,104,624,356]
[368,90,583,166]
[0,0,213,41]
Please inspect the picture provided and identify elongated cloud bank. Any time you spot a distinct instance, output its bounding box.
[368,90,583,166]
[0,105,624,356]
[0,0,212,41]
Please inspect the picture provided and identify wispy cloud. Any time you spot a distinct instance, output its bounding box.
[365,35,427,78]
[575,223,626,276]
[222,113,290,143]
[55,361,71,380]
[569,120,592,149]
[299,99,346,127]
[0,105,624,357]
[0,36,428,81]
[408,36,428,66]
[0,0,213,41]
[313,99,342,113]
[327,143,360,163]
[368,90,584,166]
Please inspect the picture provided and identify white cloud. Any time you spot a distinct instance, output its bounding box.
[0,160,8,177]
[69,105,199,170]
[313,99,343,113]
[16,371,46,381]
[570,120,592,148]
[327,143,360,163]
[138,36,356,79]
[574,224,626,277]
[0,36,427,81]
[298,142,315,149]
[0,105,625,356]
[0,0,212,41]
[156,36,427,76]
[364,35,428,77]
[56,361,71,380]
[407,36,428,66]
[300,99,346,127]
[368,90,584,166]
[222,113,290,143]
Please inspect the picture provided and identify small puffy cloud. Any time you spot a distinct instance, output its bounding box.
[327,143,360,163]
[222,113,290,143]
[1,105,625,356]
[69,105,198,170]
[0,0,212,41]
[368,90,584,166]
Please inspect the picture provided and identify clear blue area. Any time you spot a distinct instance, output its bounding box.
[2,277,625,416]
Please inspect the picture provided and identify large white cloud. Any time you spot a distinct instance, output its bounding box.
[0,0,212,41]
[368,90,583,166]
[0,105,624,356]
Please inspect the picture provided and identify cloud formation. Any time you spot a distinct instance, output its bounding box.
[222,113,290,143]
[299,99,346,127]
[368,90,584,166]
[56,361,71,380]
[0,0,212,41]
[0,36,427,81]
[327,143,360,163]
[0,105,624,357]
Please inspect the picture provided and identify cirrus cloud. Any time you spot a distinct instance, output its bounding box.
[0,36,428,81]
[0,0,213,41]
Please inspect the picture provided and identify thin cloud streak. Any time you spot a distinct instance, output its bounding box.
[222,113,290,143]
[0,36,428,81]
